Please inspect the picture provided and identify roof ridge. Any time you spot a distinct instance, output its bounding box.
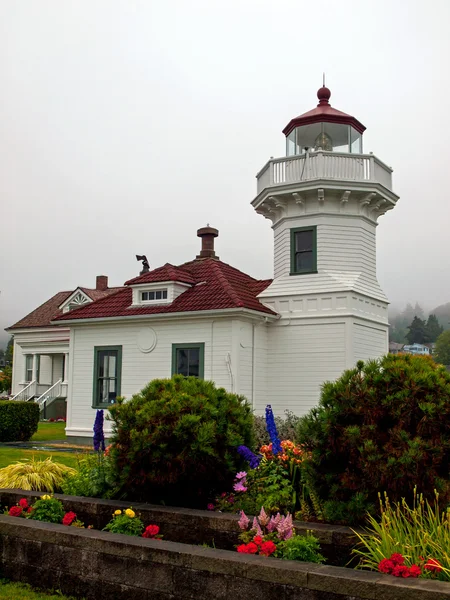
[209,261,244,307]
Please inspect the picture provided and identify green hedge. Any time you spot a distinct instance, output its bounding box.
[0,401,40,442]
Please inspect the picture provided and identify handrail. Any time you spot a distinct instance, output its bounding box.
[11,380,36,401]
[36,379,62,407]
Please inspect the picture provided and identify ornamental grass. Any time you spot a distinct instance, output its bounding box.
[352,488,450,581]
[0,457,75,492]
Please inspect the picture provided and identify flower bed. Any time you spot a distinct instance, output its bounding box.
[1,515,450,600]
[0,489,357,566]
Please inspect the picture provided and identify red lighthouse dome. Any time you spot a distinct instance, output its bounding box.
[283,86,365,156]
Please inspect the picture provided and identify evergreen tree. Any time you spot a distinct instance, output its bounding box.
[435,330,450,366]
[406,316,429,344]
[426,314,444,342]
[5,337,13,364]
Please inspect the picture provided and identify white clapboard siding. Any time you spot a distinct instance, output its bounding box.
[68,318,239,432]
[265,322,346,417]
[353,322,388,363]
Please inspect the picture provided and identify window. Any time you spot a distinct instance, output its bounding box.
[25,355,33,382]
[172,343,204,379]
[290,226,317,274]
[141,289,168,302]
[93,346,122,408]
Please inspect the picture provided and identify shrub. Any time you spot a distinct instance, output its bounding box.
[0,400,39,442]
[61,452,115,498]
[28,495,65,524]
[275,533,325,563]
[353,489,450,581]
[253,410,300,449]
[0,457,75,492]
[297,354,450,524]
[103,508,144,536]
[108,376,254,505]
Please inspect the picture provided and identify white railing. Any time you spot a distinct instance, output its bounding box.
[256,151,393,194]
[11,380,36,401]
[36,379,63,409]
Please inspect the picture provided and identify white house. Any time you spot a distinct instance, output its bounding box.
[7,85,398,443]
[403,344,431,356]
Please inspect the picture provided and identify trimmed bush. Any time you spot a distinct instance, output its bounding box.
[297,354,450,524]
[0,400,39,442]
[108,376,254,506]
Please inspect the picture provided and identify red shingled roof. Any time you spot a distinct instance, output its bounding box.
[125,263,195,286]
[54,259,275,322]
[8,287,121,330]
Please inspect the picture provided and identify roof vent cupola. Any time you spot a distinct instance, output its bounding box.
[196,226,219,260]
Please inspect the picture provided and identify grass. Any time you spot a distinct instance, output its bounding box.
[31,422,66,442]
[0,448,81,470]
[0,580,80,599]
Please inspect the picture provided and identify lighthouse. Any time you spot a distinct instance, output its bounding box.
[252,85,399,414]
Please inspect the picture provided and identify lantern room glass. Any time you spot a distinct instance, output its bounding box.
[286,123,362,156]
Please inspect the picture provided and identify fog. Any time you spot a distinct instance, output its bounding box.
[1,0,450,346]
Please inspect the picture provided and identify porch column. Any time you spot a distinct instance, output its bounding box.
[32,354,39,382]
[63,353,69,383]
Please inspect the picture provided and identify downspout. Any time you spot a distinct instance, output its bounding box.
[210,320,216,380]
[226,352,234,393]
[251,323,255,409]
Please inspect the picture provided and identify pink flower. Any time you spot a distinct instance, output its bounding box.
[235,471,247,480]
[251,516,263,537]
[276,514,293,541]
[266,513,281,533]
[257,507,269,527]
[233,482,247,493]
[238,510,250,530]
[207,503,215,511]
[221,492,227,498]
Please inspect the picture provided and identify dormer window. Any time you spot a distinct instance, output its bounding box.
[141,289,168,302]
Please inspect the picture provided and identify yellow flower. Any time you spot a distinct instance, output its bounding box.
[125,508,135,518]
[114,510,122,516]
[41,495,51,500]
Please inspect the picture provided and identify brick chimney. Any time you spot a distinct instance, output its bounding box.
[196,226,219,259]
[96,275,108,291]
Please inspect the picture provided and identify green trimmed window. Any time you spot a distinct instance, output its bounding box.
[93,346,122,408]
[290,226,317,274]
[172,343,204,378]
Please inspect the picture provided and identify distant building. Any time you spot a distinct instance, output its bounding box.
[403,343,430,356]
[389,342,404,354]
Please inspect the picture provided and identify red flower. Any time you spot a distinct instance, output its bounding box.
[27,507,33,514]
[260,541,277,557]
[409,565,421,578]
[8,506,23,517]
[245,542,258,554]
[62,511,77,526]
[392,565,410,578]
[253,536,263,546]
[390,553,405,565]
[142,524,160,538]
[378,559,395,574]
[424,558,442,573]
[237,544,249,553]
[19,498,29,509]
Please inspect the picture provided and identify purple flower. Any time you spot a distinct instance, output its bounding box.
[93,409,105,452]
[267,513,282,533]
[265,405,282,455]
[237,445,262,469]
[207,503,215,511]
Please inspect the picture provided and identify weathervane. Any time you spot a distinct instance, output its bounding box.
[136,255,150,275]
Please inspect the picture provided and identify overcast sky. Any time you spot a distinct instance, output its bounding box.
[1,0,450,347]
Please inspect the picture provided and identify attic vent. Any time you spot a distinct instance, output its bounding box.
[196,226,219,260]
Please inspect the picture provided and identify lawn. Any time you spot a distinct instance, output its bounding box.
[31,422,66,442]
[0,448,82,470]
[0,580,80,599]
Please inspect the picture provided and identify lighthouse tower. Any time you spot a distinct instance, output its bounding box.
[253,85,399,414]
